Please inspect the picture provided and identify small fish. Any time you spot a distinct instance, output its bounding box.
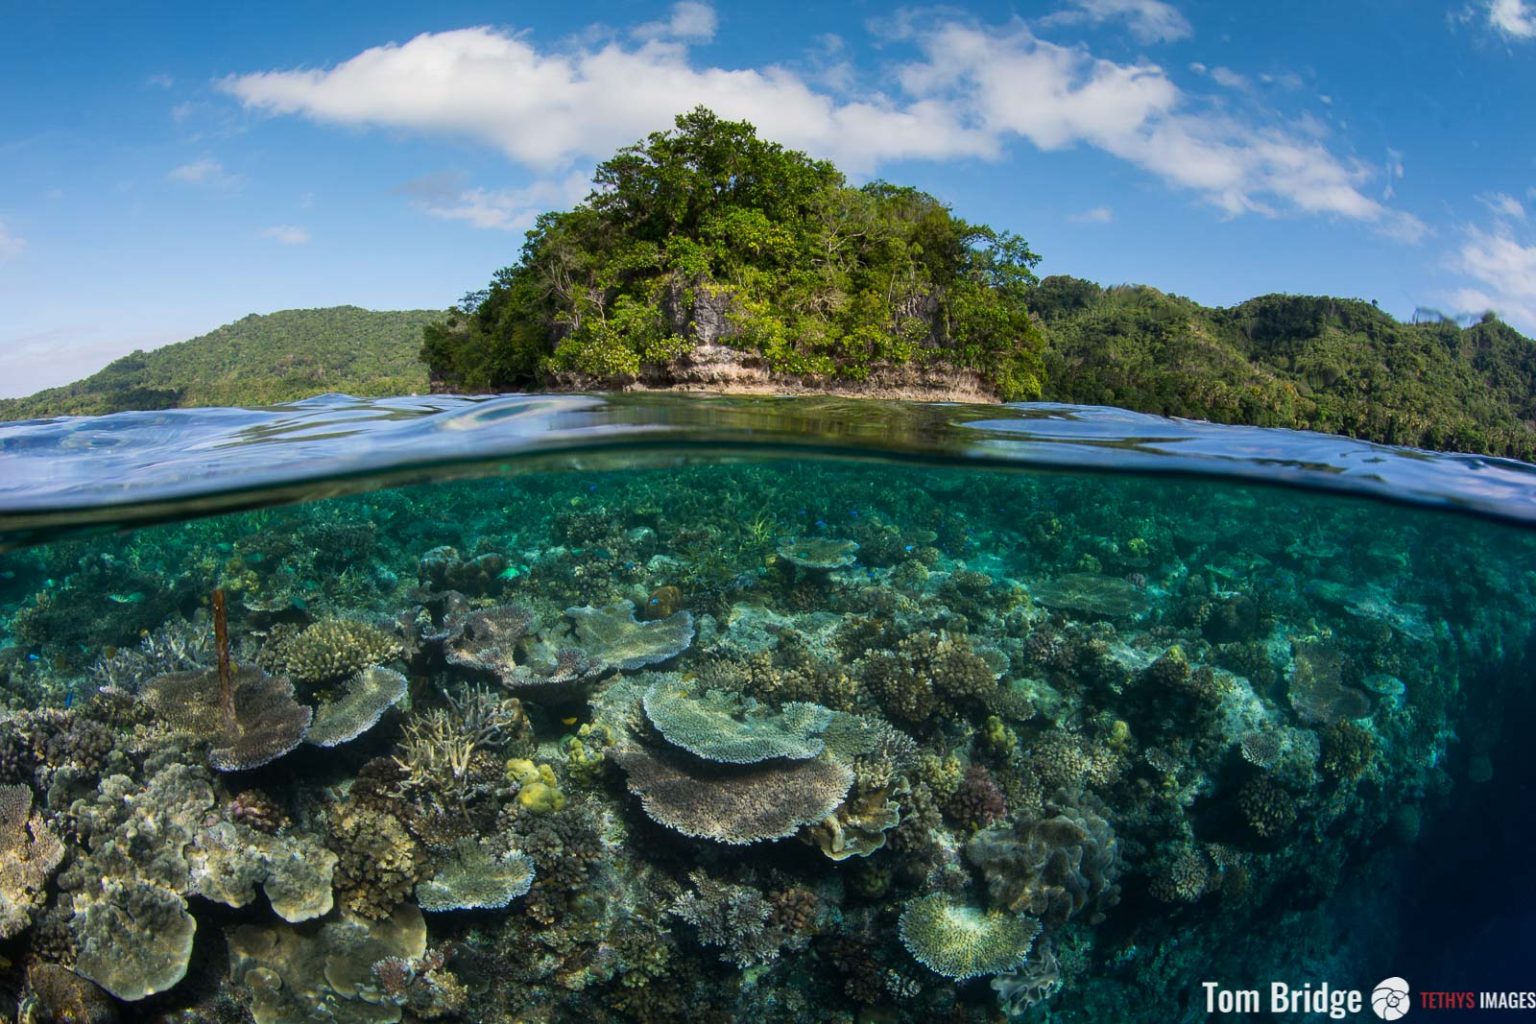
[107,592,145,604]
[561,716,579,726]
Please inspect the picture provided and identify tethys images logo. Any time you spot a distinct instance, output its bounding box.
[1373,978,1412,1021]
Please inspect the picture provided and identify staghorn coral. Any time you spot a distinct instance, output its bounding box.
[0,783,65,939]
[258,618,403,685]
[142,665,311,771]
[228,904,428,1024]
[612,744,853,845]
[416,836,535,911]
[641,679,833,764]
[898,893,1043,980]
[390,689,526,807]
[308,666,409,747]
[967,803,1120,927]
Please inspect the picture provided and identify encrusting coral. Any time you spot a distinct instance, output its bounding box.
[967,802,1121,927]
[0,783,65,939]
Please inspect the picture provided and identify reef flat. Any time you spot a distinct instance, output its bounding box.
[0,459,1529,1023]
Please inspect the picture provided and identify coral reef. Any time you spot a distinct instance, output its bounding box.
[416,836,535,911]
[641,680,833,763]
[308,666,409,747]
[898,893,1043,980]
[258,618,404,685]
[142,665,312,771]
[967,802,1121,926]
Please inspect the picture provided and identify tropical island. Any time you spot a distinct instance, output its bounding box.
[6,108,1536,460]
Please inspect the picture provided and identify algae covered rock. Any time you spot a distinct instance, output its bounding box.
[898,892,1042,980]
[308,666,409,747]
[416,836,535,911]
[641,680,833,764]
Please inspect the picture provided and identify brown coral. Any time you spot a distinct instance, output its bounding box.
[258,618,403,685]
[1237,778,1299,839]
[328,803,428,920]
[966,804,1120,927]
[612,746,853,845]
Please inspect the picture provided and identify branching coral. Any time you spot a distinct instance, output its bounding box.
[898,893,1042,980]
[390,690,526,806]
[258,618,403,685]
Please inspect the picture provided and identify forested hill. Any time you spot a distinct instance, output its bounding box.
[1030,279,1536,459]
[0,307,440,420]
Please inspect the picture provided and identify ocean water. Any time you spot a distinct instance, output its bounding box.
[0,393,1531,1023]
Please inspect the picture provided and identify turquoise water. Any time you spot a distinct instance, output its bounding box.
[0,394,1531,1022]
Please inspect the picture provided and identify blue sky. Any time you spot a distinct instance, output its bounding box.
[2,0,1535,398]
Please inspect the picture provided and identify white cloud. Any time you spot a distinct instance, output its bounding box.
[635,1,718,42]
[397,172,591,231]
[1040,0,1193,44]
[1479,191,1526,219]
[0,218,25,259]
[1209,66,1248,90]
[1488,0,1536,37]
[146,73,175,89]
[260,224,311,244]
[1068,206,1114,223]
[1450,223,1536,331]
[168,156,240,187]
[221,14,1412,236]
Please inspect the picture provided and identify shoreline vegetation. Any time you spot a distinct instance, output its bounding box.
[5,109,1536,459]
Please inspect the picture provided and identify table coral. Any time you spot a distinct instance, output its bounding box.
[141,665,311,771]
[308,666,408,747]
[898,893,1042,980]
[641,681,832,764]
[416,836,535,911]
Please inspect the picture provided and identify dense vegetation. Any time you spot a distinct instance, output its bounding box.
[422,108,1049,400]
[8,109,1536,461]
[0,307,438,420]
[1031,279,1536,458]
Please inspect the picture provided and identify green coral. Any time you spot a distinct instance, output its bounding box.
[898,893,1042,980]
[416,837,535,911]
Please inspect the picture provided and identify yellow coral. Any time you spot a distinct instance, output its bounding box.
[509,761,565,813]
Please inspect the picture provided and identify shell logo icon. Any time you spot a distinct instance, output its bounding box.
[1372,977,1411,1021]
